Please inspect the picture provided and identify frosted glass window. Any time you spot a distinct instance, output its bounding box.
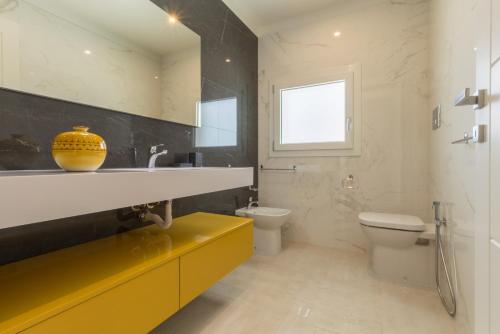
[195,97,237,147]
[271,66,360,157]
[280,81,346,144]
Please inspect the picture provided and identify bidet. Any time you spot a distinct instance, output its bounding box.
[235,206,291,255]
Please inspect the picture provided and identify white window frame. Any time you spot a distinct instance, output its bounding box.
[270,64,361,157]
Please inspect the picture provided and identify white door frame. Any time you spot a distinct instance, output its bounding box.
[474,0,493,333]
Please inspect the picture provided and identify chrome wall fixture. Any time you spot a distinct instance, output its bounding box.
[451,132,474,144]
[342,175,355,189]
[452,86,487,144]
[454,88,486,110]
[259,165,296,172]
[432,201,457,317]
[451,125,486,144]
[432,105,441,130]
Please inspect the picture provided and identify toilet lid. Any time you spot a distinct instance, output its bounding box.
[359,212,425,231]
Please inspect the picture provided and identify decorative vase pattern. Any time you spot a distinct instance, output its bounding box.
[51,126,107,172]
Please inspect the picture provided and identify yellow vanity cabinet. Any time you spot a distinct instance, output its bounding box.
[0,212,253,334]
[21,259,179,334]
[180,223,253,307]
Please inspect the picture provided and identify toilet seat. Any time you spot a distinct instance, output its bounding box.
[359,212,425,232]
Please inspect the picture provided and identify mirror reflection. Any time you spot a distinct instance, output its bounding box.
[0,0,201,126]
[195,97,238,148]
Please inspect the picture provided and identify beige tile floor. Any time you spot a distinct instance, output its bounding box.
[153,243,457,334]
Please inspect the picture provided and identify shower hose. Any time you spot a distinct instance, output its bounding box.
[435,219,457,317]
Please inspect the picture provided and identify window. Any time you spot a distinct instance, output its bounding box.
[271,65,360,157]
[195,97,237,147]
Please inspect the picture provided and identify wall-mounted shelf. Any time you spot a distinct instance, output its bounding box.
[0,167,253,230]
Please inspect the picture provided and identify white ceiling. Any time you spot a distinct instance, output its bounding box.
[222,0,344,36]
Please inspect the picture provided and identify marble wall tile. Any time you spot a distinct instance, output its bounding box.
[0,0,258,265]
[259,0,430,252]
[429,0,477,332]
[161,45,201,126]
[1,1,165,121]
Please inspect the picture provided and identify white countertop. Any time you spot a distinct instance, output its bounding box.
[0,167,254,229]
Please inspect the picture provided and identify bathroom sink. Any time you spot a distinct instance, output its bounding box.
[0,167,228,176]
[0,170,68,177]
[0,167,253,229]
[97,167,231,172]
[97,167,197,172]
[0,168,183,176]
[235,207,291,228]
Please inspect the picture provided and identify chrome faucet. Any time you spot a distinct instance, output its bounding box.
[148,144,168,168]
[248,196,259,209]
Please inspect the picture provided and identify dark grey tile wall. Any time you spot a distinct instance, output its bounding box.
[0,0,258,265]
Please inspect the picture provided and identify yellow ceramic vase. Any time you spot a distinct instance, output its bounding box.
[51,126,107,172]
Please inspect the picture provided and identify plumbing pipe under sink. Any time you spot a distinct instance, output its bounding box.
[132,200,173,230]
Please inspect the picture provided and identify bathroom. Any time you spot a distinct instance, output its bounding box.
[0,0,497,333]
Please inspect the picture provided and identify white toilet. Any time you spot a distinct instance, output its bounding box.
[236,207,291,255]
[359,212,434,287]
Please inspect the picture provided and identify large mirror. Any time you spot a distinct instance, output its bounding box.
[0,0,201,126]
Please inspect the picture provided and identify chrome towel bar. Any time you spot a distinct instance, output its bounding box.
[260,165,296,172]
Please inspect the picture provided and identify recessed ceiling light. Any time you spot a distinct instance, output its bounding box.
[154,75,159,80]
[333,31,341,37]
[168,13,177,24]
[225,58,231,63]
[83,49,92,55]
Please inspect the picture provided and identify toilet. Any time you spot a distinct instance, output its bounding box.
[359,212,434,287]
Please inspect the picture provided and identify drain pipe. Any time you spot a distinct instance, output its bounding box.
[132,200,173,230]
